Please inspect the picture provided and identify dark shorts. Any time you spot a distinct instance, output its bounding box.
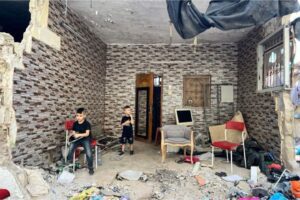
[120,135,134,144]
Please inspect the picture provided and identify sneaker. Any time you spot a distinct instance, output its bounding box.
[130,150,134,155]
[119,151,124,156]
[89,169,94,175]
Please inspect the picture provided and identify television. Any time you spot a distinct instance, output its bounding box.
[175,109,193,126]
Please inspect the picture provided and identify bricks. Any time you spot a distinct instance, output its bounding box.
[12,0,107,166]
[10,0,282,165]
[105,44,239,144]
[237,18,281,158]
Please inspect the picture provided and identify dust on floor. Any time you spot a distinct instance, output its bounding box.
[46,141,270,200]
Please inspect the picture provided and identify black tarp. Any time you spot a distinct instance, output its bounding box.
[167,0,300,39]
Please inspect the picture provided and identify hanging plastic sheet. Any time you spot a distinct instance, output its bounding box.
[166,0,300,39]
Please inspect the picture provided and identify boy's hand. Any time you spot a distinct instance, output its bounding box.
[68,132,75,138]
[74,133,81,138]
[124,120,130,125]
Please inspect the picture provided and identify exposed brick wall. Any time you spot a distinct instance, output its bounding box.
[105,44,238,144]
[237,18,282,157]
[12,0,107,166]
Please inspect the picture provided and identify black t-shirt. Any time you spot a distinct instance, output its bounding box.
[72,120,92,139]
[121,116,133,135]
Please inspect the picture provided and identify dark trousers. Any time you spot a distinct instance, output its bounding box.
[67,138,93,170]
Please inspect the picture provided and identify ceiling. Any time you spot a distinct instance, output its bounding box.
[67,0,253,44]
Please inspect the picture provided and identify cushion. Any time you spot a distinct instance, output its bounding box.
[212,141,239,151]
[165,137,191,144]
[162,125,191,139]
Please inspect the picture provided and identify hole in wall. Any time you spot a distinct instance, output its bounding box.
[0,0,30,42]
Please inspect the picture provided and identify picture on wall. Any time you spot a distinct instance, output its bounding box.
[183,75,211,107]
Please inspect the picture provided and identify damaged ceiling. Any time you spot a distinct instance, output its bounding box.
[68,0,253,44]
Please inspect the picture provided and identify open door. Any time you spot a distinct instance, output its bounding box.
[135,73,154,142]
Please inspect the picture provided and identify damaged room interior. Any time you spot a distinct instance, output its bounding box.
[2,0,300,199]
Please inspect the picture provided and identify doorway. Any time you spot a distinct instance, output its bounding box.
[135,73,162,142]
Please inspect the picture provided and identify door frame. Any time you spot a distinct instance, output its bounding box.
[135,73,154,142]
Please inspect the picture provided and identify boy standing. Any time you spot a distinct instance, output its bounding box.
[119,106,134,155]
[67,108,94,175]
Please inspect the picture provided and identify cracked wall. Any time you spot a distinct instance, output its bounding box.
[0,0,107,168]
[9,0,106,166]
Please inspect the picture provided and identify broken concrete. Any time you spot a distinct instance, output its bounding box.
[25,168,50,197]
[0,1,61,199]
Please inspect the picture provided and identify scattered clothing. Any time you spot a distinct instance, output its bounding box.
[269,192,288,200]
[251,187,269,198]
[290,180,300,198]
[184,156,200,163]
[215,172,227,177]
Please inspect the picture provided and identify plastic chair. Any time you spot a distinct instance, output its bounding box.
[211,121,247,173]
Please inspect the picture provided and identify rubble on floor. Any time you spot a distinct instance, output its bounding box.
[14,161,299,200]
[6,140,300,200]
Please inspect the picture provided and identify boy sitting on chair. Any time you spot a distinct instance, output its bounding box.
[67,108,94,175]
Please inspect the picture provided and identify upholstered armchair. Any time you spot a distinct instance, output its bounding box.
[161,125,194,163]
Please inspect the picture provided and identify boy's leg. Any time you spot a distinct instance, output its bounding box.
[67,141,79,163]
[82,139,93,171]
[128,136,134,155]
[119,137,126,155]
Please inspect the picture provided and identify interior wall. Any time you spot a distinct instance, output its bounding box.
[12,0,107,166]
[105,43,238,144]
[237,18,282,157]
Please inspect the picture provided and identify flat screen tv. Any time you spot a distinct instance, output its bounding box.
[175,109,193,126]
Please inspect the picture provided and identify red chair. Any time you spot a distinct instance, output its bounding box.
[211,121,247,173]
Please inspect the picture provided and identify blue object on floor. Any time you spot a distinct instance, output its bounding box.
[90,195,103,200]
[269,192,288,200]
[295,113,300,119]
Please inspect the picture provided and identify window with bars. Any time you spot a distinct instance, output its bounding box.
[257,26,292,92]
